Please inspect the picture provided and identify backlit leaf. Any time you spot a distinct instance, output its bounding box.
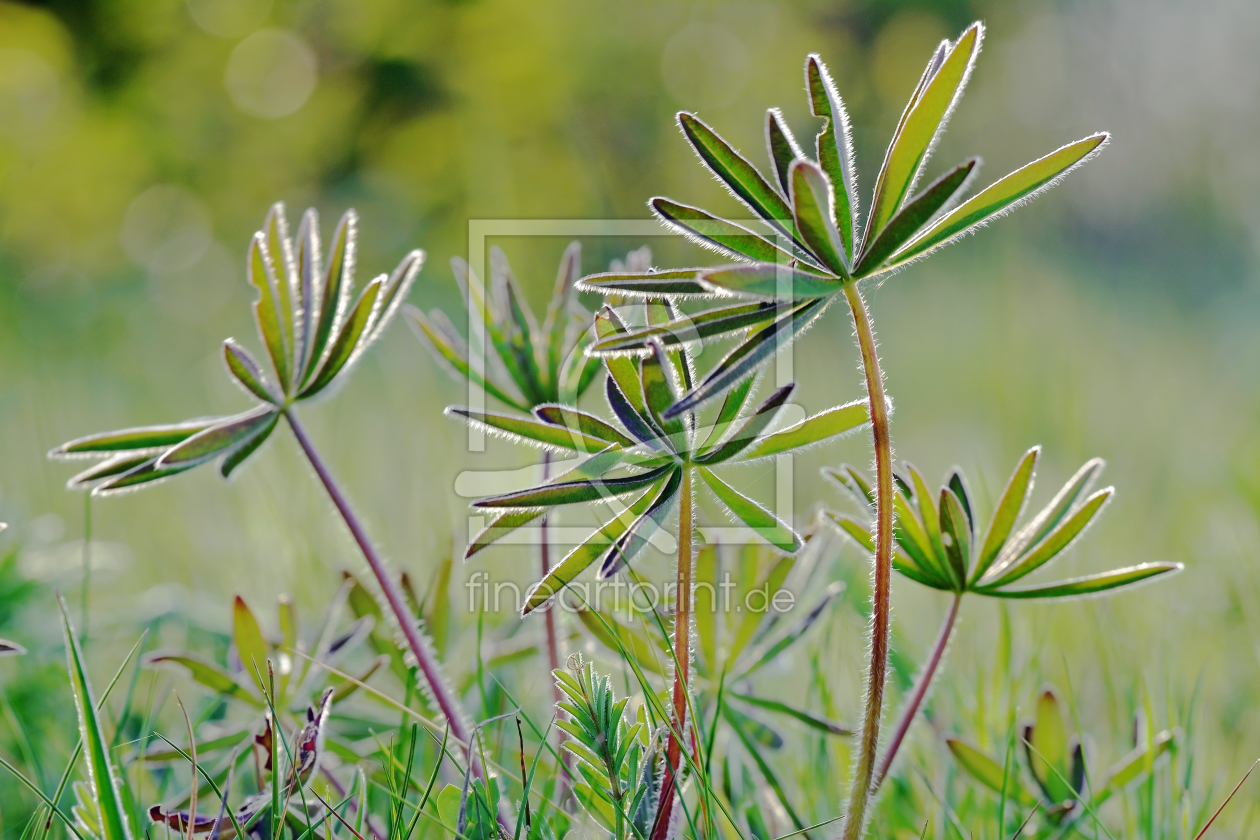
[789,160,848,277]
[51,421,214,459]
[805,55,858,261]
[698,263,842,301]
[223,339,280,404]
[699,467,800,553]
[247,232,291,392]
[588,301,782,357]
[765,108,802,196]
[576,268,712,299]
[404,306,530,412]
[946,738,1034,805]
[535,405,636,447]
[143,652,260,706]
[447,406,613,453]
[983,488,1112,587]
[729,692,851,737]
[301,209,357,388]
[971,447,1038,585]
[888,133,1109,269]
[651,198,809,268]
[233,595,269,694]
[300,275,384,398]
[473,463,674,510]
[695,384,793,465]
[741,399,870,460]
[156,406,278,468]
[987,563,1182,600]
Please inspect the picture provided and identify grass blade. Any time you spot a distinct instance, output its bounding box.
[59,597,132,840]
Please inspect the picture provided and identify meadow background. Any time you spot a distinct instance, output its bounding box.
[1,0,1259,834]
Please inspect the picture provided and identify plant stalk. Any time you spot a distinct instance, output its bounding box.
[283,412,482,771]
[872,592,963,790]
[650,467,694,840]
[841,283,895,840]
[540,452,563,691]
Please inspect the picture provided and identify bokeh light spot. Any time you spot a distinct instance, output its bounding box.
[187,0,273,38]
[121,184,212,273]
[224,28,316,119]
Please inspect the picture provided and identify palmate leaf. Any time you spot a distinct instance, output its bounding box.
[789,160,848,277]
[971,447,1039,584]
[698,264,842,301]
[651,198,808,268]
[447,406,613,453]
[300,275,384,398]
[805,54,858,261]
[473,463,674,510]
[247,232,291,393]
[981,488,1112,588]
[601,469,683,577]
[765,108,803,196]
[864,24,982,242]
[523,477,670,614]
[740,399,870,460]
[542,242,582,386]
[695,384,793,465]
[887,133,1109,270]
[60,598,133,840]
[677,112,800,246]
[588,301,783,357]
[301,209,357,390]
[50,421,214,459]
[405,307,530,411]
[987,563,1181,600]
[223,339,281,404]
[696,374,757,457]
[576,268,712,299]
[664,296,828,418]
[699,468,800,553]
[143,651,260,706]
[156,405,278,469]
[825,510,949,590]
[91,458,198,496]
[851,158,977,277]
[535,405,636,447]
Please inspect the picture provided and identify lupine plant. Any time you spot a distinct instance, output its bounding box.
[407,243,601,697]
[823,448,1180,794]
[572,21,1120,837]
[44,204,494,792]
[453,298,872,837]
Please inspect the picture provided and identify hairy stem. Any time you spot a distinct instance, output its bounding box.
[650,467,694,840]
[284,412,483,775]
[841,283,895,840]
[872,593,963,790]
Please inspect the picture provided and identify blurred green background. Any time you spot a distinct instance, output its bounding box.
[2,0,1260,833]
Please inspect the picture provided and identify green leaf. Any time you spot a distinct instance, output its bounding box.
[695,384,793,465]
[223,339,281,404]
[740,582,841,676]
[827,508,947,588]
[983,488,1112,588]
[1027,688,1074,803]
[1007,457,1105,563]
[542,241,582,388]
[939,488,971,588]
[891,486,944,582]
[233,595,269,694]
[699,468,800,553]
[696,374,757,458]
[300,275,385,399]
[67,455,153,489]
[60,598,132,840]
[640,340,686,447]
[575,610,665,675]
[725,700,807,831]
[404,306,530,412]
[601,468,683,577]
[576,268,712,299]
[1098,729,1175,801]
[985,563,1181,600]
[698,264,842,301]
[143,652,260,706]
[971,447,1038,585]
[523,478,665,614]
[729,692,850,737]
[247,231,291,395]
[946,738,1035,805]
[141,728,253,763]
[723,704,784,749]
[368,249,424,345]
[50,421,214,459]
[588,301,782,357]
[156,406,278,468]
[865,24,982,241]
[447,406,613,453]
[220,410,279,479]
[535,405,636,447]
[822,464,875,509]
[789,160,848,277]
[294,208,322,376]
[489,247,546,402]
[595,307,650,419]
[888,133,1109,268]
[302,209,357,388]
[906,463,947,564]
[740,399,870,460]
[665,297,828,418]
[805,55,858,261]
[91,458,199,496]
[605,375,662,451]
[677,112,799,245]
[852,158,977,277]
[765,108,802,196]
[651,198,809,268]
[473,463,674,510]
[263,203,297,377]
